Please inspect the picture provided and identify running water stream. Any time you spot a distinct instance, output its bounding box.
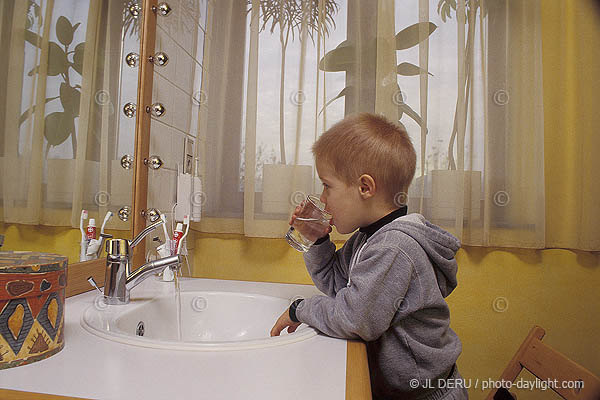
[174,270,183,341]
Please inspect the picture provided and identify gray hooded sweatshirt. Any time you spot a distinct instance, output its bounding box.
[295,213,462,399]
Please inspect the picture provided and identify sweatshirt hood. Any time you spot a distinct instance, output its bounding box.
[375,213,461,297]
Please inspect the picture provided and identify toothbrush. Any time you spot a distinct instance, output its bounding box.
[100,211,113,235]
[80,210,88,240]
[156,214,173,258]
[176,215,190,255]
[161,213,171,254]
[160,213,170,242]
[79,210,89,262]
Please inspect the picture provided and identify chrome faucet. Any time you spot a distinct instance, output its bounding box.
[103,219,182,305]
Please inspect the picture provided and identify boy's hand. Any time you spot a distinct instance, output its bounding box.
[289,203,303,225]
[270,308,302,337]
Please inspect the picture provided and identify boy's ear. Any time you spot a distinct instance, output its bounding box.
[358,174,376,199]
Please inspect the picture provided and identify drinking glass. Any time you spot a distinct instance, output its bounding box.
[285,195,332,252]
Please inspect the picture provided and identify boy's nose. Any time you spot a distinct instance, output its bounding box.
[319,192,326,205]
[319,195,331,213]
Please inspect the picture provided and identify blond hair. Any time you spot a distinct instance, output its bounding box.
[312,113,416,203]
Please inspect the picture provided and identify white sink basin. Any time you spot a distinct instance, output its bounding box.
[81,278,318,351]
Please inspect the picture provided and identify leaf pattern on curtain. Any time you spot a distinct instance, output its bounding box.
[24,15,85,156]
[249,0,339,164]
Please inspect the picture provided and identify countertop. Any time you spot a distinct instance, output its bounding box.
[0,278,348,399]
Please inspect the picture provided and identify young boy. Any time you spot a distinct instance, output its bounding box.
[270,113,468,400]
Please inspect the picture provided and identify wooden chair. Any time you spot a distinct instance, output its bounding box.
[486,325,600,400]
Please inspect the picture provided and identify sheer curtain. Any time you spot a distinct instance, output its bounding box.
[405,0,545,247]
[3,1,596,251]
[199,0,548,248]
[0,0,130,231]
[200,0,349,237]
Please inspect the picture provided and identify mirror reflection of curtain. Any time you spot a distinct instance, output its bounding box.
[0,0,130,230]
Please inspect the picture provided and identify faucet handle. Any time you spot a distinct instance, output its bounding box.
[87,276,104,295]
[106,238,130,257]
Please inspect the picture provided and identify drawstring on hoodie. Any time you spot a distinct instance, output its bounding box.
[347,234,368,287]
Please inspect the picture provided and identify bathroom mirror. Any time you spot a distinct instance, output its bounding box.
[0,1,143,261]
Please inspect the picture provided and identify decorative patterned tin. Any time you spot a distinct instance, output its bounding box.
[0,251,68,369]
